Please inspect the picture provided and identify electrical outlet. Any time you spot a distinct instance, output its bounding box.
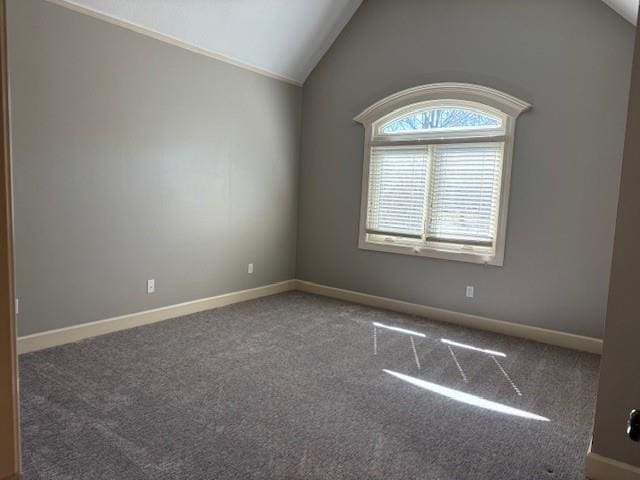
[466,286,474,298]
[15,298,19,315]
[147,279,155,294]
[248,263,254,274]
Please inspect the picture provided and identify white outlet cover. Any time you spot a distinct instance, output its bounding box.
[466,286,474,298]
[147,279,155,293]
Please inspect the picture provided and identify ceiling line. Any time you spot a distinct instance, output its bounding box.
[601,0,638,24]
[44,0,303,87]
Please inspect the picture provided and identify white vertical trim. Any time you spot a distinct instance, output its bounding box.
[43,0,302,86]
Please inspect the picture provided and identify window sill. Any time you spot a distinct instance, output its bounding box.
[358,239,503,266]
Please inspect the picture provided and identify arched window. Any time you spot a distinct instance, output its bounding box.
[355,83,530,266]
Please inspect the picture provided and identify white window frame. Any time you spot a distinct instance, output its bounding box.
[354,83,531,266]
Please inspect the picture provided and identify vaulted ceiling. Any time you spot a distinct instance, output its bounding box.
[48,0,363,85]
[602,0,638,24]
[47,0,634,86]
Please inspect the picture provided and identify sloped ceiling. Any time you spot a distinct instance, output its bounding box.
[47,0,634,86]
[602,0,638,24]
[47,0,363,85]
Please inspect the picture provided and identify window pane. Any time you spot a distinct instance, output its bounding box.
[367,146,429,238]
[381,108,502,134]
[427,143,504,246]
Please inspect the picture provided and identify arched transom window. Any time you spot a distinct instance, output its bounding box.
[355,83,530,266]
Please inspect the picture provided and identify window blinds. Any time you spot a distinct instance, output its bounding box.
[427,143,504,246]
[367,142,504,247]
[366,145,429,238]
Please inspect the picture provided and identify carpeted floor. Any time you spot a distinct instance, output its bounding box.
[19,291,599,479]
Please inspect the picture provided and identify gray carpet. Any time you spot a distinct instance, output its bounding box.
[19,291,599,479]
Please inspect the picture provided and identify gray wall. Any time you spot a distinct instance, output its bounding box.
[592,21,640,468]
[8,0,301,336]
[297,0,634,338]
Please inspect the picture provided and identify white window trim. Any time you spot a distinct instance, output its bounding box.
[354,83,531,267]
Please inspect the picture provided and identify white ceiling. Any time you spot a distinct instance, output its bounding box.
[602,0,638,24]
[49,0,363,85]
[48,0,634,86]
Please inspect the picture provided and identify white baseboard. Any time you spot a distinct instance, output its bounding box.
[18,280,297,354]
[295,280,603,354]
[18,278,603,356]
[586,452,640,480]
